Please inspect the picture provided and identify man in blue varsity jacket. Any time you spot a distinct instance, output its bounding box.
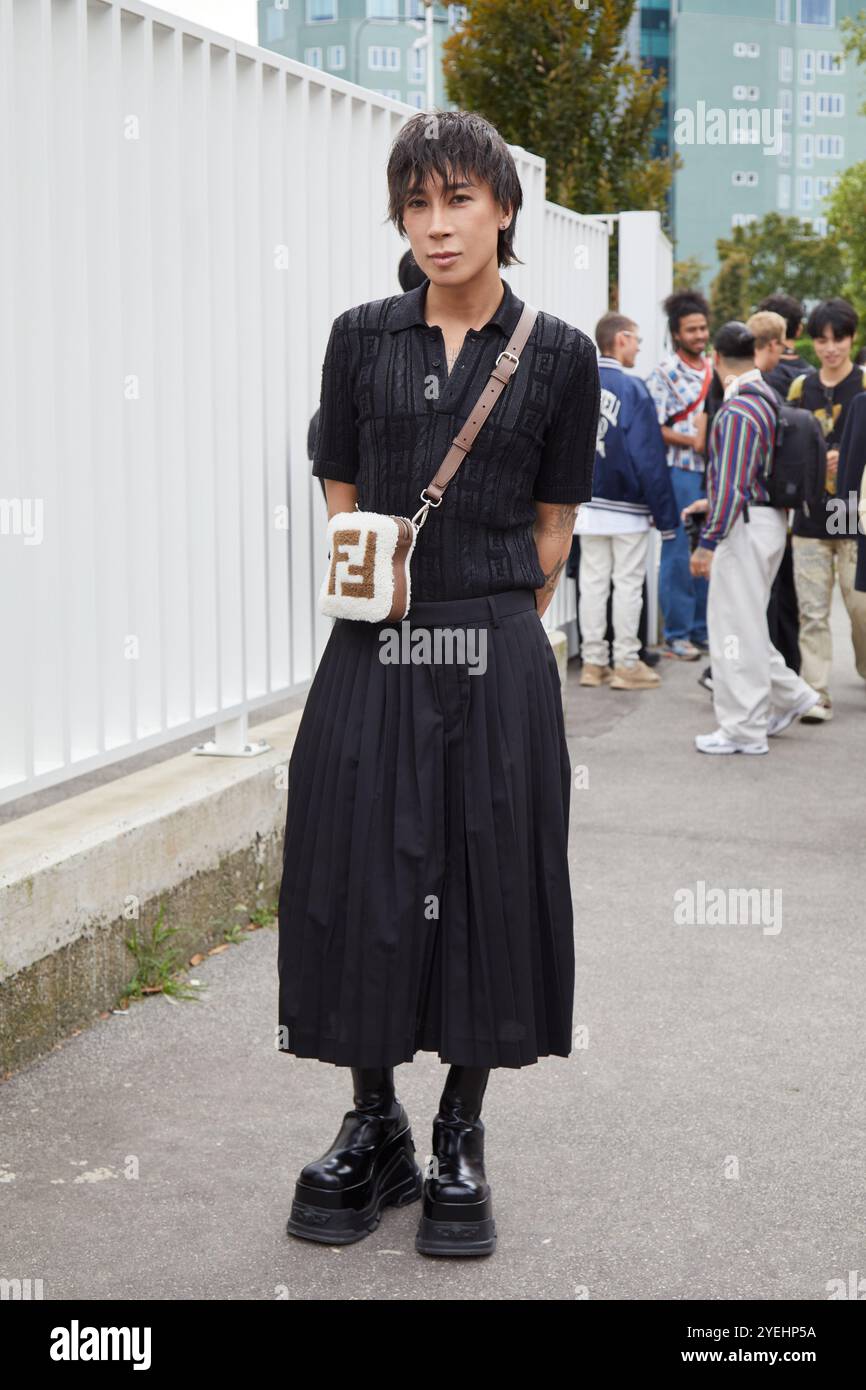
[576,313,679,689]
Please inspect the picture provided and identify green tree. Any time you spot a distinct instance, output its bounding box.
[441,0,673,219]
[840,8,866,113]
[826,161,866,321]
[708,213,847,329]
[673,256,709,293]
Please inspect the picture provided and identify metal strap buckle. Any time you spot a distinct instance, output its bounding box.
[495,349,520,370]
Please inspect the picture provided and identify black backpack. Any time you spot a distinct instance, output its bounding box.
[740,383,827,514]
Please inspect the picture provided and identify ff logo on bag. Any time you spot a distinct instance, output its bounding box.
[327,529,376,599]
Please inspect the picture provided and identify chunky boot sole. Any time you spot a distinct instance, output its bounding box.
[415,1191,497,1257]
[286,1126,423,1246]
[415,1211,497,1257]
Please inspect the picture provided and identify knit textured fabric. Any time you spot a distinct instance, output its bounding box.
[312,277,601,602]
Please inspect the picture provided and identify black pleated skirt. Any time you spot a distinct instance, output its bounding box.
[276,587,575,1069]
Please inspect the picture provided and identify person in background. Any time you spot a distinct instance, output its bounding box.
[308,249,427,496]
[757,293,816,397]
[836,390,866,595]
[646,290,712,661]
[576,313,678,690]
[747,310,801,674]
[691,322,820,754]
[788,297,866,722]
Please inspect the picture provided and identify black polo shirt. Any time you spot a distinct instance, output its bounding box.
[311,275,600,602]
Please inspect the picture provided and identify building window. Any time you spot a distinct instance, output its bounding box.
[799,91,814,125]
[304,47,323,68]
[779,47,793,81]
[369,46,401,70]
[449,4,470,27]
[408,46,426,82]
[733,41,760,57]
[780,88,793,124]
[380,88,402,100]
[405,0,425,16]
[810,215,829,236]
[798,134,814,167]
[799,49,814,82]
[366,1,399,18]
[797,0,834,26]
[817,92,844,115]
[777,174,791,208]
[817,50,844,74]
[816,133,844,157]
[776,0,791,20]
[815,176,835,198]
[407,90,426,109]
[327,45,346,69]
[780,131,792,166]
[798,176,813,209]
[265,7,285,40]
[731,213,758,227]
[732,170,759,186]
[308,0,337,20]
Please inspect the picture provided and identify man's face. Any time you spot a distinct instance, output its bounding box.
[675,313,710,358]
[616,326,640,369]
[401,169,509,287]
[812,329,853,371]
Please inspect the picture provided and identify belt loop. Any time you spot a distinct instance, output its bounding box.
[486,595,501,628]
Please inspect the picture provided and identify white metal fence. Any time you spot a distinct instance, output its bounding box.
[0,0,611,806]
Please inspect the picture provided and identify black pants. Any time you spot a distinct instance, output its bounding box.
[766,533,800,673]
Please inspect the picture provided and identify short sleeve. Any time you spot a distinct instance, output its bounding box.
[311,313,360,484]
[531,334,601,504]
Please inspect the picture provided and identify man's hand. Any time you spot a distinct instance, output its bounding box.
[681,497,709,522]
[826,448,839,487]
[690,547,713,579]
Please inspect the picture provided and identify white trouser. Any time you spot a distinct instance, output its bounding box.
[579,531,649,668]
[708,507,815,743]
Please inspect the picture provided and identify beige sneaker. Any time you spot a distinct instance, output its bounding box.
[579,662,613,687]
[800,697,833,723]
[610,660,662,690]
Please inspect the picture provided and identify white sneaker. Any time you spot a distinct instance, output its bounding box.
[767,688,822,737]
[695,729,769,755]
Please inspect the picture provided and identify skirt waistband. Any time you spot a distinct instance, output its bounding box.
[403,588,537,626]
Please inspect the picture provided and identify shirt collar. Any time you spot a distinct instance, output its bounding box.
[597,355,621,370]
[723,366,764,401]
[385,274,525,338]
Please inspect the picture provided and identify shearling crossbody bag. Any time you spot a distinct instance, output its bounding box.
[318,302,539,623]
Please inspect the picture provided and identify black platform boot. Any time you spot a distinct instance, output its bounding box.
[286,1066,422,1245]
[415,1065,496,1257]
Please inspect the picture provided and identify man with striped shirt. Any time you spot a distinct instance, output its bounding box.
[691,322,820,754]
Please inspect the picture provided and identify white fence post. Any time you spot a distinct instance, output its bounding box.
[618,211,673,646]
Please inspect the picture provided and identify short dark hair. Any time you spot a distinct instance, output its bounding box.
[757,293,804,340]
[386,109,524,269]
[714,321,755,361]
[595,312,636,354]
[398,249,427,292]
[806,297,858,341]
[663,290,709,337]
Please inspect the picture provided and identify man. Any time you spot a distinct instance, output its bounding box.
[691,322,820,754]
[788,298,866,721]
[278,107,600,1259]
[837,391,866,594]
[747,309,801,674]
[757,293,816,397]
[576,313,678,689]
[646,290,712,660]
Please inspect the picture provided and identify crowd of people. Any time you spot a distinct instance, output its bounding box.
[573,289,866,754]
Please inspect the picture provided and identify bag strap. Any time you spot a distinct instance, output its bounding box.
[413,302,539,521]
